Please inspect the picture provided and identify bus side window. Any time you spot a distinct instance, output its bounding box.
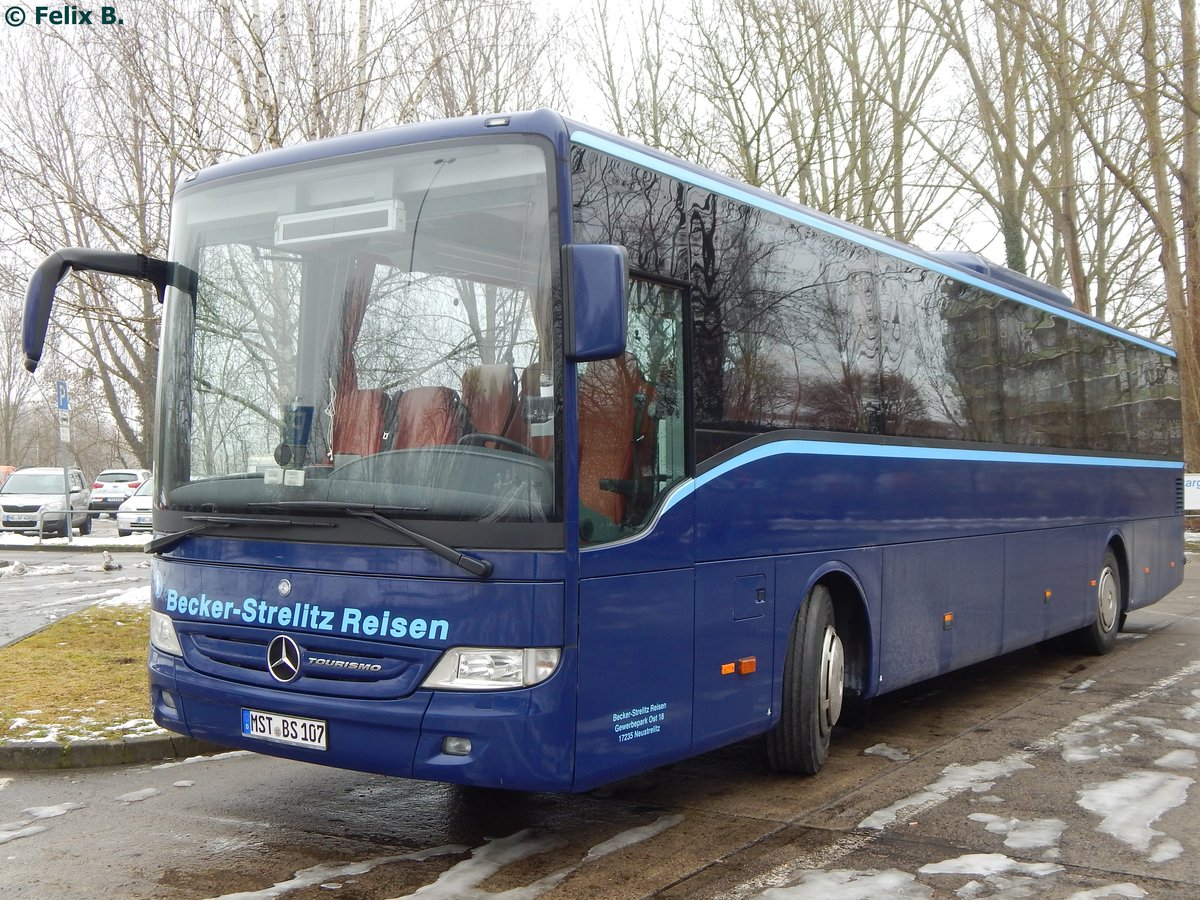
[578,279,685,544]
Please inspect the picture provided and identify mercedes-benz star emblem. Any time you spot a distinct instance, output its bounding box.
[266,635,302,683]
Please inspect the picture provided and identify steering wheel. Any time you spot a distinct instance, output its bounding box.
[457,433,540,457]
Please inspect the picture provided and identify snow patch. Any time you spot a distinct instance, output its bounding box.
[1154,750,1197,769]
[1125,716,1200,749]
[1060,724,1127,764]
[918,852,1063,878]
[115,787,160,803]
[582,814,683,862]
[152,749,255,769]
[1064,885,1147,899]
[96,584,151,607]
[175,844,467,900]
[0,824,49,845]
[864,743,912,762]
[23,802,85,819]
[967,812,1065,850]
[859,756,1033,830]
[1076,770,1192,855]
[759,869,932,899]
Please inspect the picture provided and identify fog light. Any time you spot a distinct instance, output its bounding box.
[442,736,472,756]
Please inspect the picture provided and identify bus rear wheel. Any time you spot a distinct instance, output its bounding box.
[1074,548,1122,655]
[767,584,844,775]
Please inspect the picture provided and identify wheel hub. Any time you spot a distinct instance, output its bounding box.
[1097,567,1118,632]
[820,625,845,729]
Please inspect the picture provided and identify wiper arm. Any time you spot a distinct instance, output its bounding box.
[249,501,493,578]
[145,514,335,556]
[349,509,493,578]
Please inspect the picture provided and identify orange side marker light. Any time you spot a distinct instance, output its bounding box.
[720,662,735,676]
[738,656,757,675]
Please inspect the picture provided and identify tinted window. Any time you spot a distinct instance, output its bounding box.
[571,143,1181,462]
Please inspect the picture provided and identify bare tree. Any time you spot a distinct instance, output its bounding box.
[405,0,569,119]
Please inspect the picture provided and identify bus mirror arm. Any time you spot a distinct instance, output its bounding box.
[23,247,198,373]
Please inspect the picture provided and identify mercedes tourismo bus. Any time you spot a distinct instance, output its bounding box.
[23,110,1183,791]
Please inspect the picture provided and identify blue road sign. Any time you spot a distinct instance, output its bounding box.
[56,380,69,412]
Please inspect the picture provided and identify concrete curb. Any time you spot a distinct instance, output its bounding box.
[0,734,231,771]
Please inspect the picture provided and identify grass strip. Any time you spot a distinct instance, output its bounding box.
[0,605,158,744]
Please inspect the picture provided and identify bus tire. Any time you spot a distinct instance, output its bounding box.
[767,584,844,775]
[1075,548,1122,655]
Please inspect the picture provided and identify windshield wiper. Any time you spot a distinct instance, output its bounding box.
[145,514,335,556]
[249,501,493,578]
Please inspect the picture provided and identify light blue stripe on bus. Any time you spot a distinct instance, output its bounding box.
[570,130,1174,359]
[658,440,1182,516]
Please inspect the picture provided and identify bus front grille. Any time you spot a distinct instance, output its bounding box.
[175,622,441,700]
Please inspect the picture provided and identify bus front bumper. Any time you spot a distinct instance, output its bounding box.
[149,645,577,792]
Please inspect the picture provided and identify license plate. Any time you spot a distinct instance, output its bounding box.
[241,708,327,750]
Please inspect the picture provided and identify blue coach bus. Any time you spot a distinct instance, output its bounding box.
[23,110,1183,791]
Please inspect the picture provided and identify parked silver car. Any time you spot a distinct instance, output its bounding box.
[0,466,92,535]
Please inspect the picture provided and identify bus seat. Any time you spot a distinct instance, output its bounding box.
[390,386,466,449]
[331,388,387,458]
[460,365,521,446]
[577,353,656,526]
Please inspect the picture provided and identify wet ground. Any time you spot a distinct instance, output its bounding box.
[2,557,1199,898]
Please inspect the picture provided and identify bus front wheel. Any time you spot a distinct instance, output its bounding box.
[767,584,844,775]
[1074,548,1122,655]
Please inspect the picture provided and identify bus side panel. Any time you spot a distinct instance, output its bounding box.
[1127,516,1186,611]
[879,537,1005,692]
[574,569,694,791]
[691,559,776,754]
[1002,528,1088,651]
[692,444,1175,562]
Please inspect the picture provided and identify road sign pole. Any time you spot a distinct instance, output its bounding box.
[56,381,71,544]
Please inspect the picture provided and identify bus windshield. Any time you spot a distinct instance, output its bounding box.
[156,139,558,527]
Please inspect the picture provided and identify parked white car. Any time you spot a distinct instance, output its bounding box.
[115,478,154,537]
[89,468,152,515]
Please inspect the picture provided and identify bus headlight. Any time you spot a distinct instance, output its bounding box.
[421,647,560,691]
[149,610,183,656]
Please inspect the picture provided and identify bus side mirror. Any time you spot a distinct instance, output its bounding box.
[23,247,196,373]
[564,244,627,361]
